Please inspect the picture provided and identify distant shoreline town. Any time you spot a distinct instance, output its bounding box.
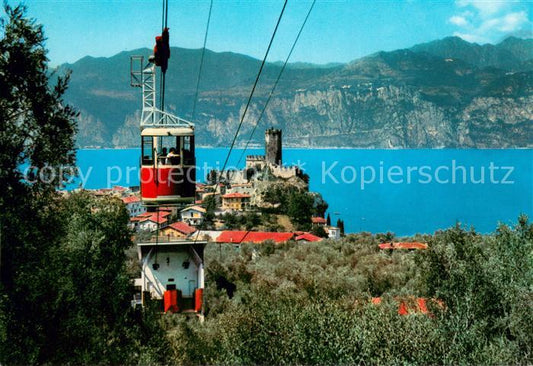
[69,129,344,244]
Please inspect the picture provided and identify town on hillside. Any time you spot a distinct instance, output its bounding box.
[80,129,344,247]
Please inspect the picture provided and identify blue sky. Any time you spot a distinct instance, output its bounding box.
[8,0,533,66]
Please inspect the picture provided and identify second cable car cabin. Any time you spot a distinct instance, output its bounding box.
[140,127,196,204]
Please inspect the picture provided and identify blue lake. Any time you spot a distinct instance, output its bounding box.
[75,148,532,236]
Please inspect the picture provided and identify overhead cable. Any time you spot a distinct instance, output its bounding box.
[237,0,317,165]
[218,0,289,180]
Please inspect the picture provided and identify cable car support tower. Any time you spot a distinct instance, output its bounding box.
[128,0,205,317]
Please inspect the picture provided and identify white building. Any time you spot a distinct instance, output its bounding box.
[137,214,168,232]
[180,205,207,226]
[136,239,207,313]
[189,230,223,242]
[227,183,255,196]
[326,226,341,240]
[122,196,146,217]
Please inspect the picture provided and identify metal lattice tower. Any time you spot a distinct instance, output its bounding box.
[130,56,194,129]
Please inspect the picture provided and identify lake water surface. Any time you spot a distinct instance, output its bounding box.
[75,148,532,235]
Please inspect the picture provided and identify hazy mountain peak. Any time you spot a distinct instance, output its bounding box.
[410,35,532,70]
[58,36,531,149]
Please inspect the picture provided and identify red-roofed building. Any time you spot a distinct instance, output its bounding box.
[122,196,140,204]
[138,211,171,218]
[245,232,295,243]
[216,231,249,244]
[295,233,323,242]
[121,195,146,217]
[215,231,330,245]
[129,216,144,230]
[371,297,444,316]
[161,221,197,238]
[132,213,168,232]
[378,242,428,250]
[144,214,168,224]
[180,205,206,226]
[311,216,327,225]
[157,212,171,219]
[216,231,295,245]
[222,192,251,211]
[158,206,178,216]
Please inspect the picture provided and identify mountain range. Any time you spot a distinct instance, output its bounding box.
[59,36,533,148]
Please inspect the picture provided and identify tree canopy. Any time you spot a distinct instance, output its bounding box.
[1,4,530,365]
[0,6,167,364]
[166,217,532,364]
[0,4,77,198]
[0,5,79,362]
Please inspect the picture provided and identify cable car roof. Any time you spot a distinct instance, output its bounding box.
[138,240,207,247]
[141,127,194,136]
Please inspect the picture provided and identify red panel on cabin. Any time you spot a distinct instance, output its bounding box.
[141,166,195,201]
[194,288,203,313]
[164,290,178,313]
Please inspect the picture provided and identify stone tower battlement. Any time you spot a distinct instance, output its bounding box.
[265,128,282,166]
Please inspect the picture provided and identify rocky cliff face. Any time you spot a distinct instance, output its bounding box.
[65,37,532,149]
[190,83,532,148]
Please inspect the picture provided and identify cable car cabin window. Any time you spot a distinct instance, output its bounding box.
[158,136,180,165]
[142,137,153,165]
[182,135,195,165]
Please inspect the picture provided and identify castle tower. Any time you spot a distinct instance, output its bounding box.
[265,128,282,166]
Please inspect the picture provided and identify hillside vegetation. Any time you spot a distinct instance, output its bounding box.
[157,218,533,365]
[0,6,165,364]
[2,5,532,364]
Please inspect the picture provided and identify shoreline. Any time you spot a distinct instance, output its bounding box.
[78,146,533,151]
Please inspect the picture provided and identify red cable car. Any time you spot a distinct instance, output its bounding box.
[130,51,196,205]
[140,127,196,204]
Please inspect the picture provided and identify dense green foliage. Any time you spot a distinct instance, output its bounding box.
[337,218,346,236]
[286,190,315,230]
[0,4,78,362]
[11,192,165,364]
[199,194,217,229]
[310,224,329,238]
[163,218,532,364]
[417,218,533,363]
[262,185,327,230]
[0,6,167,364]
[0,192,172,363]
[1,5,531,365]
[0,6,77,191]
[220,212,263,231]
